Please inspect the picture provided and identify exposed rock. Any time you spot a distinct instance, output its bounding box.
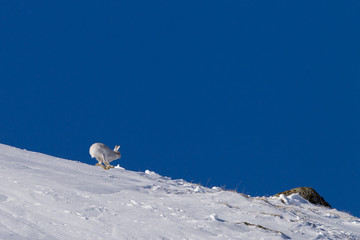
[239,222,291,239]
[274,187,331,208]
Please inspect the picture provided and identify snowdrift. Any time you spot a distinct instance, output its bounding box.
[0,143,359,239]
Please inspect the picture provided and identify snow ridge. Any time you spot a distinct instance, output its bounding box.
[0,143,359,240]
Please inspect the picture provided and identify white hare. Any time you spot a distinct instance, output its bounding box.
[89,143,121,170]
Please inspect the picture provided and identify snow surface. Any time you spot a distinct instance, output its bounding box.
[0,143,359,240]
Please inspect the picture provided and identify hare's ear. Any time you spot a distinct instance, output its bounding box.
[114,145,120,151]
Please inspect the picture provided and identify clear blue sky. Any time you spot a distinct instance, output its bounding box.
[1,1,359,216]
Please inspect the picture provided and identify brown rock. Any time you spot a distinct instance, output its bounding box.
[274,187,331,208]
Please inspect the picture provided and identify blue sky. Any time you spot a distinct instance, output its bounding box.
[1,1,359,216]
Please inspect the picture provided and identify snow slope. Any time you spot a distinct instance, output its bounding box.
[0,143,359,240]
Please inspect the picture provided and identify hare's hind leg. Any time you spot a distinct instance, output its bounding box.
[96,163,107,169]
[95,155,107,169]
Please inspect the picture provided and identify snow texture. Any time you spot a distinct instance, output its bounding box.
[0,143,359,239]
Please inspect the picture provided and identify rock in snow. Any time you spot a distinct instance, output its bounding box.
[274,187,332,208]
[0,143,359,240]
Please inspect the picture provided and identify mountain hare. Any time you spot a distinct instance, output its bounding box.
[89,143,121,170]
